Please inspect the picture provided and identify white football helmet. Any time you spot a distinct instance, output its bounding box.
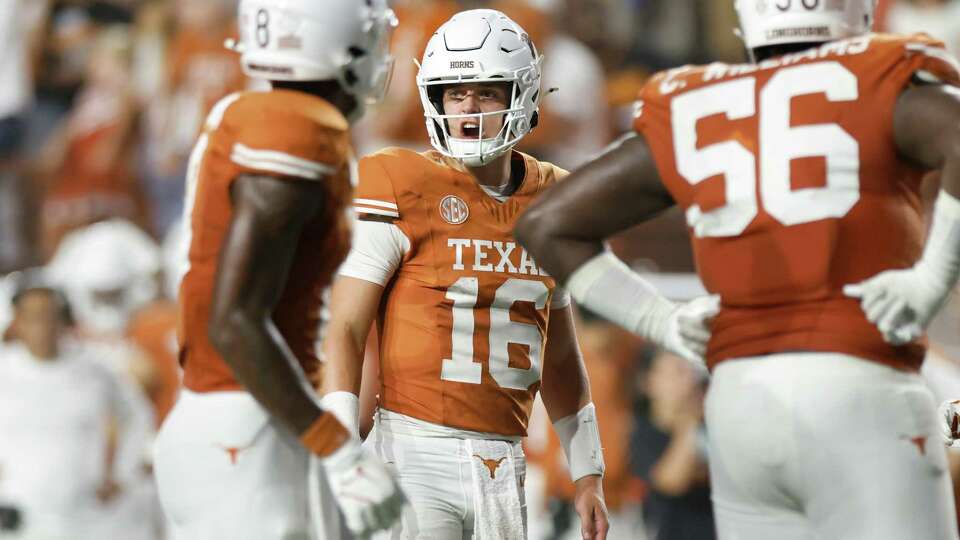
[48,220,161,335]
[233,0,397,105]
[417,9,543,167]
[735,0,875,51]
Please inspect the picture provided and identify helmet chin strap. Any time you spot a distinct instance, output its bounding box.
[448,137,512,168]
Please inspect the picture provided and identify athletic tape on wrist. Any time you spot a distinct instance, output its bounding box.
[321,391,360,441]
[553,403,605,482]
[300,413,350,458]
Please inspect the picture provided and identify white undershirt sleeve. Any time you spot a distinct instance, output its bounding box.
[338,219,410,286]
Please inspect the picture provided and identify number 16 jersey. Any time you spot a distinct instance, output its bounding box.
[634,33,960,372]
[340,148,569,437]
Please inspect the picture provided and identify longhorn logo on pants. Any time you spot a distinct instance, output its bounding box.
[474,455,507,479]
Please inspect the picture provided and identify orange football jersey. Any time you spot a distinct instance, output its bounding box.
[179,90,354,393]
[634,34,960,372]
[354,149,567,436]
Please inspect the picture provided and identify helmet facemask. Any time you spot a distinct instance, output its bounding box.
[420,72,539,167]
[342,7,398,107]
[416,9,543,167]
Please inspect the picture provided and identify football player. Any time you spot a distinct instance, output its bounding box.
[152,1,404,538]
[322,9,712,540]
[516,1,960,539]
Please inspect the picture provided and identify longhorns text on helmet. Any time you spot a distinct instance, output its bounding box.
[735,0,876,52]
[416,9,544,167]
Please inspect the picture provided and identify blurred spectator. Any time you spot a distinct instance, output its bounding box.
[631,350,715,540]
[46,220,170,540]
[886,0,960,57]
[0,0,50,272]
[29,3,97,151]
[0,272,145,539]
[86,0,137,24]
[46,219,180,422]
[141,0,242,235]
[37,25,150,257]
[131,1,173,107]
[164,0,240,150]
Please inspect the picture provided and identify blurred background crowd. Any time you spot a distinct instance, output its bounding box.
[1,0,960,539]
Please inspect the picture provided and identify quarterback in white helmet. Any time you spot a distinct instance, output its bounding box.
[153,1,405,539]
[318,9,662,540]
[517,0,960,539]
[416,10,542,167]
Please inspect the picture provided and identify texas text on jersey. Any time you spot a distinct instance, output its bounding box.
[348,147,569,436]
[177,89,353,392]
[633,33,960,372]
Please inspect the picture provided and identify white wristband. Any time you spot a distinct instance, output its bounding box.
[320,391,360,441]
[553,403,605,482]
[916,190,960,294]
[566,251,674,344]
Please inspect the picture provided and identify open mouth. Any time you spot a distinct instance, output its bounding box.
[461,121,481,139]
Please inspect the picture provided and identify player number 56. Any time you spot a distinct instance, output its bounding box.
[672,61,860,238]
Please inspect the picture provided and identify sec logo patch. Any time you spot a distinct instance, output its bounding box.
[439,195,469,225]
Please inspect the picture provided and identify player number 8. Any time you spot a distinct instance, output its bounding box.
[256,9,270,48]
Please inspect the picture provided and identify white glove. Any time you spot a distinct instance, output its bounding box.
[566,252,720,366]
[844,191,960,345]
[322,439,405,537]
[843,269,949,345]
[938,399,960,448]
[661,295,721,367]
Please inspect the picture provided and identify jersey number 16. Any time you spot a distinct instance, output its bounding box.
[440,277,548,391]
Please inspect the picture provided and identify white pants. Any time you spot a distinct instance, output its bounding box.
[153,390,347,540]
[706,352,959,540]
[368,422,527,539]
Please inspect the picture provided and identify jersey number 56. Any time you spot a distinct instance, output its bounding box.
[673,62,860,238]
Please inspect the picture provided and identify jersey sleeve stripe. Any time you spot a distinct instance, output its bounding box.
[232,152,324,180]
[206,93,242,131]
[232,143,338,178]
[354,198,399,210]
[354,206,400,218]
[905,43,960,75]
